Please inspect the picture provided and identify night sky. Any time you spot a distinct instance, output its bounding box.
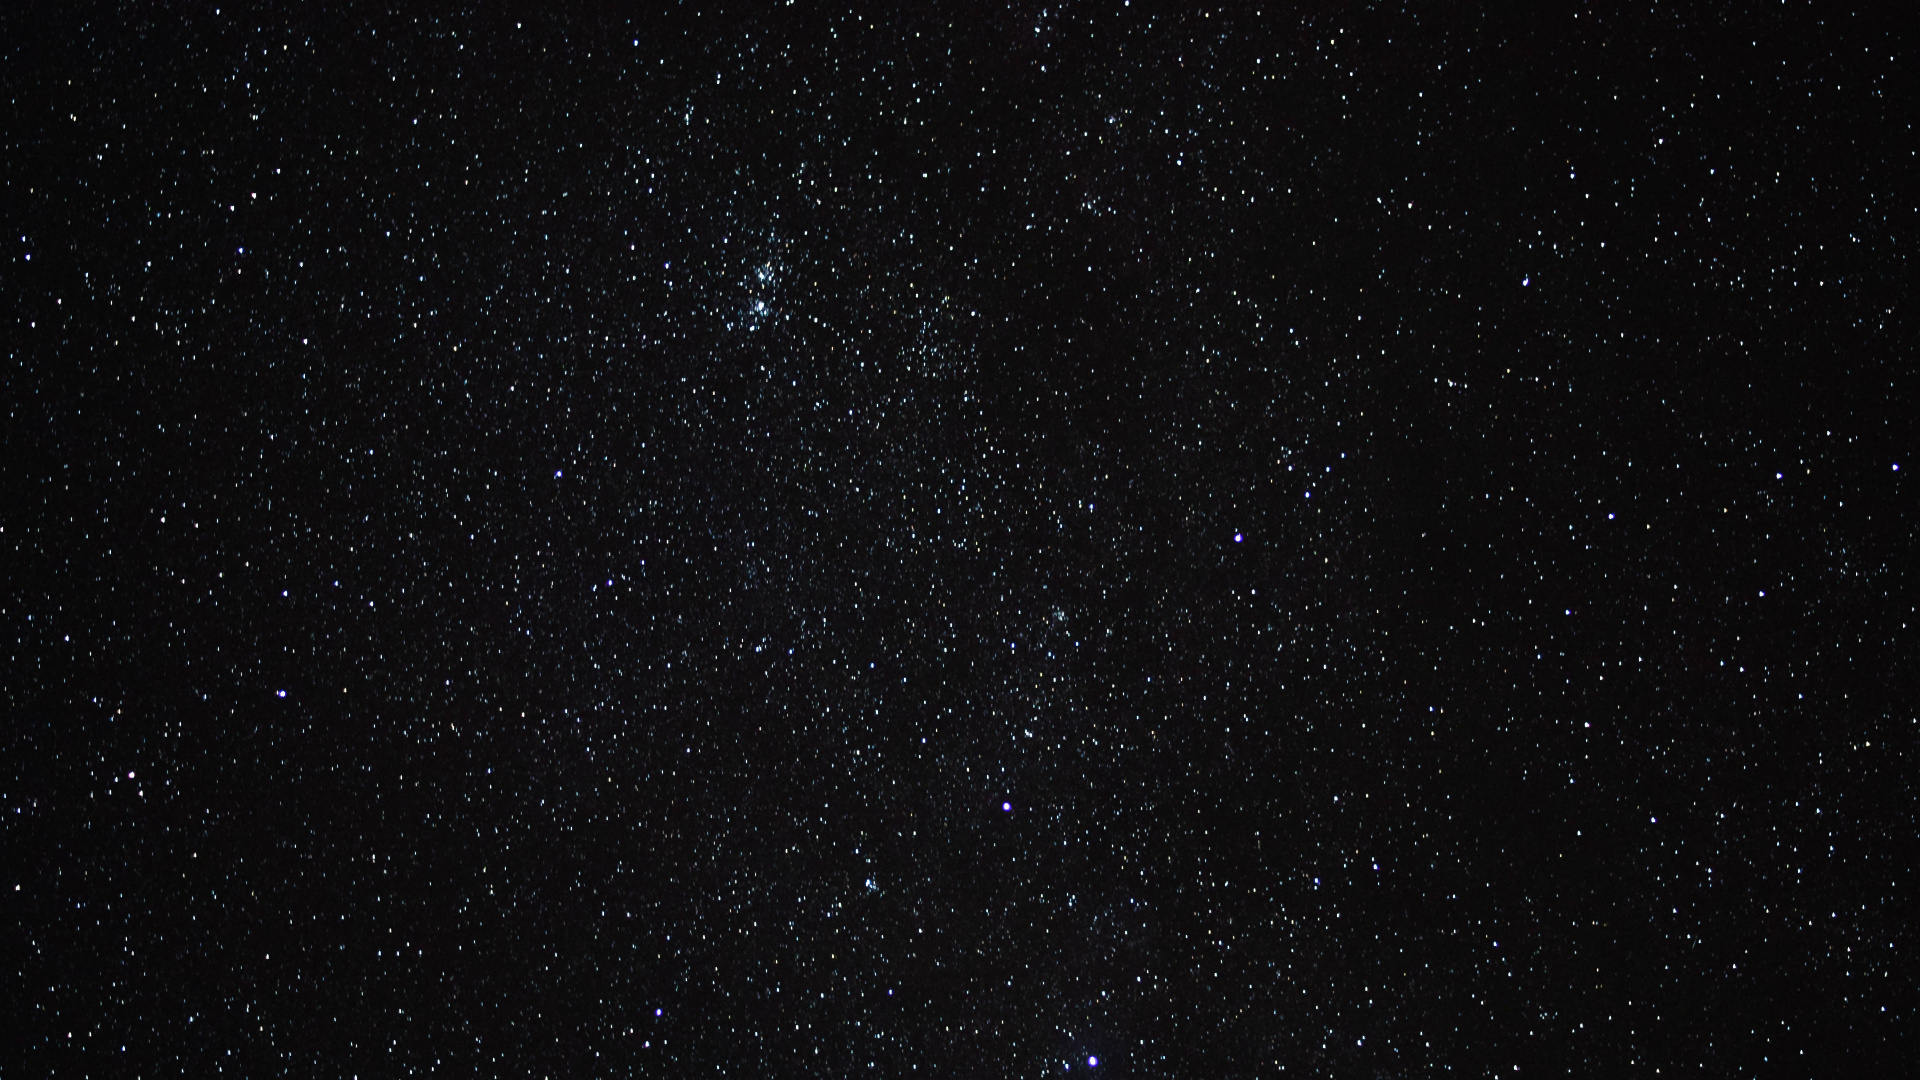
[4,3,1913,1076]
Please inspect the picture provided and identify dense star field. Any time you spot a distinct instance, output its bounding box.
[4,3,1913,1076]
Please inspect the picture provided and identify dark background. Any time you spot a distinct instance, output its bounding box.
[4,2,1912,1075]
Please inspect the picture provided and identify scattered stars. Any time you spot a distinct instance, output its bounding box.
[12,6,1897,1077]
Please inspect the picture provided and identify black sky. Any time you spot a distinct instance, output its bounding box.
[4,2,1913,1076]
